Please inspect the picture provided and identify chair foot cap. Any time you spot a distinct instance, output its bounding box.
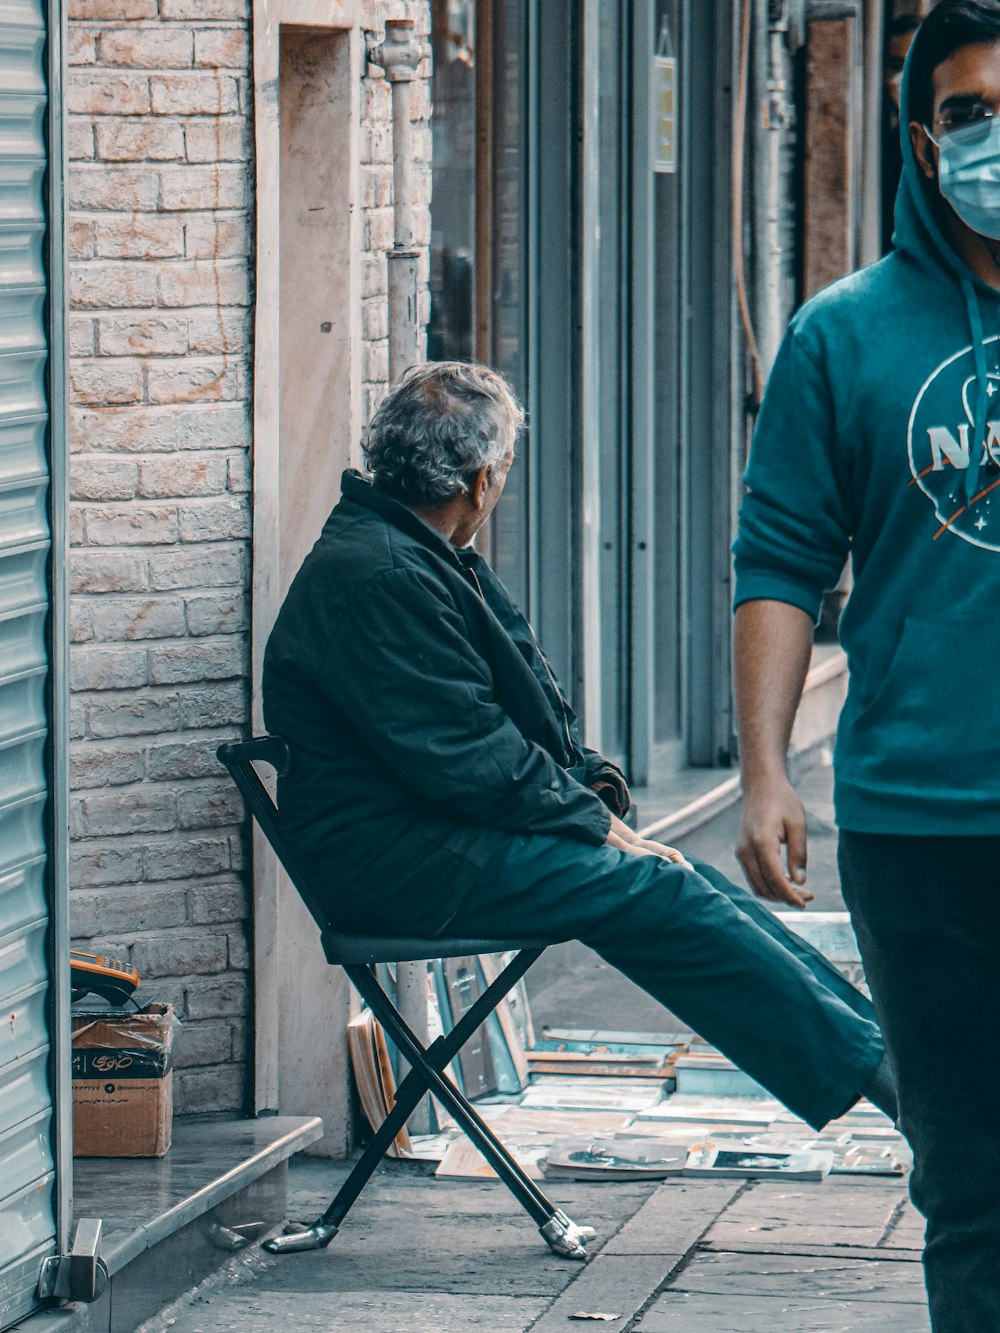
[262,1222,339,1253]
[540,1210,595,1260]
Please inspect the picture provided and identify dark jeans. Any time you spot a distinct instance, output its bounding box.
[840,832,1000,1333]
[438,833,884,1130]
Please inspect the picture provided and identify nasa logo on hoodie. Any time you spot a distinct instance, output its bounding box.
[908,336,1000,550]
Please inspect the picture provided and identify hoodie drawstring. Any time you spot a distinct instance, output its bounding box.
[962,278,991,505]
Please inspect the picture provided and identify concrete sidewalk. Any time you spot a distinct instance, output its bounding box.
[141,1155,929,1332]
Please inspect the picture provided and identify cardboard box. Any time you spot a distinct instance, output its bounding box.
[72,1002,176,1157]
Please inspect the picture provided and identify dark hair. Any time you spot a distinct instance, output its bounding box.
[889,15,921,37]
[909,0,1000,126]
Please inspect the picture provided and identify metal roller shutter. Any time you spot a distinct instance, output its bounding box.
[0,0,59,1326]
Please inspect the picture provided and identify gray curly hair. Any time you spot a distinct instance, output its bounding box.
[362,361,524,507]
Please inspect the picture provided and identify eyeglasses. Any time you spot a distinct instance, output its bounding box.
[933,98,999,135]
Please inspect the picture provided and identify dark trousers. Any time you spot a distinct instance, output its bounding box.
[438,834,884,1130]
[839,832,1000,1333]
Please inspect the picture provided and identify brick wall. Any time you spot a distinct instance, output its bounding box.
[66,0,430,1116]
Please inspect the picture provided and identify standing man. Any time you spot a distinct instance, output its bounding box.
[734,3,1000,1328]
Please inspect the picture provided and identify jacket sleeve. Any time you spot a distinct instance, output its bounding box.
[733,320,854,620]
[328,566,612,845]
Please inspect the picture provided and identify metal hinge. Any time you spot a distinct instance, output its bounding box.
[37,1219,109,1303]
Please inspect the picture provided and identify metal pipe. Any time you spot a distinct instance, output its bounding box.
[372,19,425,382]
[368,18,428,1128]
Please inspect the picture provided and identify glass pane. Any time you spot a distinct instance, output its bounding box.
[650,0,685,773]
[429,0,477,363]
[488,0,531,610]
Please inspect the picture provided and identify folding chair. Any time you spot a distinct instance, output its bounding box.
[217,736,596,1260]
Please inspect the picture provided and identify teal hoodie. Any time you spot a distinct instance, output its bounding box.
[733,44,1000,836]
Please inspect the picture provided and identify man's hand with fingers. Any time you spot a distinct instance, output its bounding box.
[737,777,813,909]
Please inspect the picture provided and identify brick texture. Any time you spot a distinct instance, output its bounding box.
[67,0,431,1117]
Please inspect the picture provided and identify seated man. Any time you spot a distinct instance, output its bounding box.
[263,361,894,1131]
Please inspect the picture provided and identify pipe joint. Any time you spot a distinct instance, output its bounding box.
[371,19,428,83]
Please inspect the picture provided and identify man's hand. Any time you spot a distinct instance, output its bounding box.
[737,778,813,909]
[605,816,693,870]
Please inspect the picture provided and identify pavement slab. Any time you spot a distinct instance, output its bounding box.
[704,1180,905,1250]
[635,1285,930,1332]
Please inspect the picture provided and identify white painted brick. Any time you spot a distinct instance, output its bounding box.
[80,787,178,837]
[174,1063,244,1114]
[69,843,145,888]
[148,638,244,685]
[99,28,195,70]
[362,297,388,342]
[144,357,247,405]
[69,0,157,16]
[70,456,139,500]
[178,681,246,729]
[148,543,245,591]
[149,74,239,117]
[157,164,248,211]
[227,927,249,970]
[71,360,144,407]
[138,456,228,498]
[132,930,227,976]
[69,120,95,161]
[156,259,251,308]
[72,403,249,454]
[82,503,179,545]
[95,118,185,163]
[193,29,249,70]
[69,317,96,357]
[184,118,250,164]
[177,498,250,543]
[96,313,188,356]
[71,740,146,790]
[226,452,251,494]
[361,254,386,299]
[161,0,246,17]
[70,166,160,212]
[360,122,392,165]
[70,263,157,310]
[85,690,182,738]
[69,220,96,261]
[70,551,149,595]
[71,646,149,692]
[70,601,94,643]
[363,206,394,251]
[362,340,389,383]
[143,834,231,880]
[70,877,167,931]
[69,697,88,740]
[177,780,243,830]
[69,72,151,117]
[173,1019,233,1068]
[360,164,392,209]
[184,593,247,636]
[147,739,234,782]
[90,595,188,641]
[183,216,250,262]
[187,878,247,925]
[186,309,250,355]
[69,31,98,66]
[184,974,246,1020]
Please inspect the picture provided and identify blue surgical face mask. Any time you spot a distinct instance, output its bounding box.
[928,115,1000,241]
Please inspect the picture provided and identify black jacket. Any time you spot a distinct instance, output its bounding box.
[262,472,627,930]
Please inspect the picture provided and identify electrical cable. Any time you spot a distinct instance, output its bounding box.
[733,0,765,410]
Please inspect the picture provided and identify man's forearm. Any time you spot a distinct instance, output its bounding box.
[734,600,815,783]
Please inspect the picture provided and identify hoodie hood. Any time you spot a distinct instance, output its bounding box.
[894,31,1000,502]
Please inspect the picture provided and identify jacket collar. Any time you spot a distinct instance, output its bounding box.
[340,470,466,569]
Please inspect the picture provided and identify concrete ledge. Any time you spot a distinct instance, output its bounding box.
[20,1115,322,1333]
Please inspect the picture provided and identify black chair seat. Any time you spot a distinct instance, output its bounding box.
[321,931,551,966]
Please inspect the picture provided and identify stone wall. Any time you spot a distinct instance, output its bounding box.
[66,0,431,1117]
